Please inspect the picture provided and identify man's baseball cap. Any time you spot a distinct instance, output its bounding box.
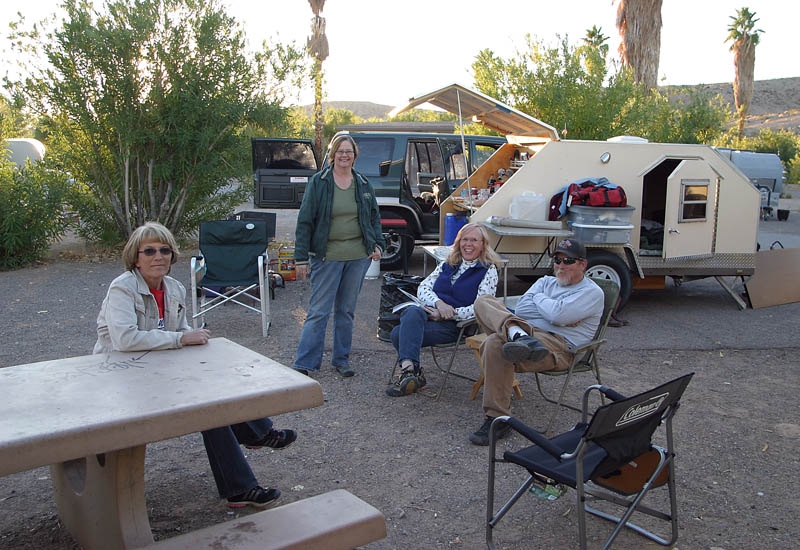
[553,238,586,259]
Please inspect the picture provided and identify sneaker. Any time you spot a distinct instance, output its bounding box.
[502,334,550,363]
[334,364,355,377]
[294,368,310,376]
[469,416,512,446]
[227,486,281,509]
[385,367,424,397]
[245,429,297,450]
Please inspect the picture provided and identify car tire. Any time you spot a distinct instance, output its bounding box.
[380,230,415,271]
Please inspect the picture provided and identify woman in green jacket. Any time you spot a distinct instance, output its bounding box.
[292,134,384,377]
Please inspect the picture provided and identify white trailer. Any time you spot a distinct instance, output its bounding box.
[392,84,761,308]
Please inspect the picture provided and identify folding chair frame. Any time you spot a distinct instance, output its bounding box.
[189,220,272,337]
[190,253,271,337]
[534,277,620,432]
[388,318,478,400]
[486,373,694,550]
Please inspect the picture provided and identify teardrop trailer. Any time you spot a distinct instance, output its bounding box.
[391,84,775,309]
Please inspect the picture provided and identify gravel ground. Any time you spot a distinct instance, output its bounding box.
[1,205,800,549]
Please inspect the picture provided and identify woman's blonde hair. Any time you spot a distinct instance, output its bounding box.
[326,133,359,165]
[121,222,180,272]
[447,222,501,267]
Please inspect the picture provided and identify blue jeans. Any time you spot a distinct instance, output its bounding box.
[390,306,461,367]
[293,256,371,372]
[201,417,273,498]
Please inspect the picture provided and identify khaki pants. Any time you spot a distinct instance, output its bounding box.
[474,295,572,418]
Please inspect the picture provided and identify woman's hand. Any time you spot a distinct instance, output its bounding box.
[435,300,456,320]
[181,328,210,346]
[425,306,442,321]
[296,264,309,281]
[368,246,382,261]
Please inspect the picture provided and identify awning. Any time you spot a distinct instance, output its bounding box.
[388,83,559,141]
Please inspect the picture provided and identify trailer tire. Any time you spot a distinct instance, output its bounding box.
[586,251,632,309]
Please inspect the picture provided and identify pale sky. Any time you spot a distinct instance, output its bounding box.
[2,0,797,108]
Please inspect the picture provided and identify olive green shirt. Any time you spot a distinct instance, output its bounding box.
[326,184,366,261]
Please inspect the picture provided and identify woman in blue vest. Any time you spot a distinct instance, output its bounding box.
[386,223,501,396]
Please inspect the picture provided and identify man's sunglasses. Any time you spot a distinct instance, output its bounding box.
[552,256,581,265]
[138,246,173,256]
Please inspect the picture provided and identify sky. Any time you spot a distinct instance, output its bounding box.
[2,0,797,108]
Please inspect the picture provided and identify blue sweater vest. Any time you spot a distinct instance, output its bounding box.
[433,263,488,308]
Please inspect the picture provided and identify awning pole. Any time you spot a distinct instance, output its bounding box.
[456,89,472,210]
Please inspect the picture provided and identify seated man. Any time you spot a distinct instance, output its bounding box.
[469,238,604,446]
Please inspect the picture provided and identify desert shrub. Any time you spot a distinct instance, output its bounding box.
[0,159,71,269]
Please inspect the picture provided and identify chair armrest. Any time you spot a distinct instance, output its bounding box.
[191,255,206,283]
[505,417,566,459]
[567,337,606,356]
[598,386,627,401]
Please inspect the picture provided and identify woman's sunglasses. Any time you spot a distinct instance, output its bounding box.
[138,246,173,257]
[552,256,581,265]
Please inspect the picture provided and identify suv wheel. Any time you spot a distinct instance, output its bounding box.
[381,231,415,270]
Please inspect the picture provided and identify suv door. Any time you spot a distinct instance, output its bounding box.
[252,138,319,208]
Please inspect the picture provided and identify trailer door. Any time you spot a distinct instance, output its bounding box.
[663,160,719,259]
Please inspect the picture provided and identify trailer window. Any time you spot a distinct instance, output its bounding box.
[680,181,709,222]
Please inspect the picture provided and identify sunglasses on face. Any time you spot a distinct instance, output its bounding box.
[138,246,173,257]
[552,256,580,265]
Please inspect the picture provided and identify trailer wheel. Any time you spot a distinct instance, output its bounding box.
[586,251,632,309]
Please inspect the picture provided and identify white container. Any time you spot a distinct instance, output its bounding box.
[509,191,547,221]
[364,258,381,280]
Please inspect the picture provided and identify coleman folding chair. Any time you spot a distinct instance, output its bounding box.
[486,373,694,550]
[190,220,272,336]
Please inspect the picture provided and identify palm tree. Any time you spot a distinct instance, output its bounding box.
[615,0,663,90]
[726,7,763,139]
[582,25,610,79]
[307,0,328,157]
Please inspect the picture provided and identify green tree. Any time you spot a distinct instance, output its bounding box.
[7,0,304,243]
[471,35,728,145]
[307,0,328,159]
[726,7,763,139]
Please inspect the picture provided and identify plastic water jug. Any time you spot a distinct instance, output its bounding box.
[509,192,547,221]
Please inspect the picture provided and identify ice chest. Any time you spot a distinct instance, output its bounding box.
[568,205,635,244]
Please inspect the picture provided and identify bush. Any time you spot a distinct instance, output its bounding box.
[0,159,71,269]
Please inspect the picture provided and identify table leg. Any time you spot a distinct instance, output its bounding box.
[51,445,153,549]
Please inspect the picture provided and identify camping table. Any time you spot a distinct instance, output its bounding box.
[480,222,573,271]
[0,337,323,550]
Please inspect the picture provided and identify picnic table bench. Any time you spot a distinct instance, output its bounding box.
[0,338,385,549]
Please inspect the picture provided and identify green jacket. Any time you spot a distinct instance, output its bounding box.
[294,167,385,264]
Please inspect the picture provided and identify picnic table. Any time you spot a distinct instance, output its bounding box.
[0,338,324,549]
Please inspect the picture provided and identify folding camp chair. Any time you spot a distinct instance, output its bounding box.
[190,220,272,337]
[485,373,694,550]
[388,318,479,400]
[533,277,620,432]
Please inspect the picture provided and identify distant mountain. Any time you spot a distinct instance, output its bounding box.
[303,77,800,134]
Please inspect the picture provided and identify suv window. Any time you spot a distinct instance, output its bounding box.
[353,137,395,177]
[252,140,317,170]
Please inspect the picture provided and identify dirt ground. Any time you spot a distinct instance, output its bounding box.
[2,206,800,550]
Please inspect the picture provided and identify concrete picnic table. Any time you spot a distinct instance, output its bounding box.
[0,337,323,549]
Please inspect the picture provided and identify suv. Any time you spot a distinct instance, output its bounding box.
[250,132,506,269]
